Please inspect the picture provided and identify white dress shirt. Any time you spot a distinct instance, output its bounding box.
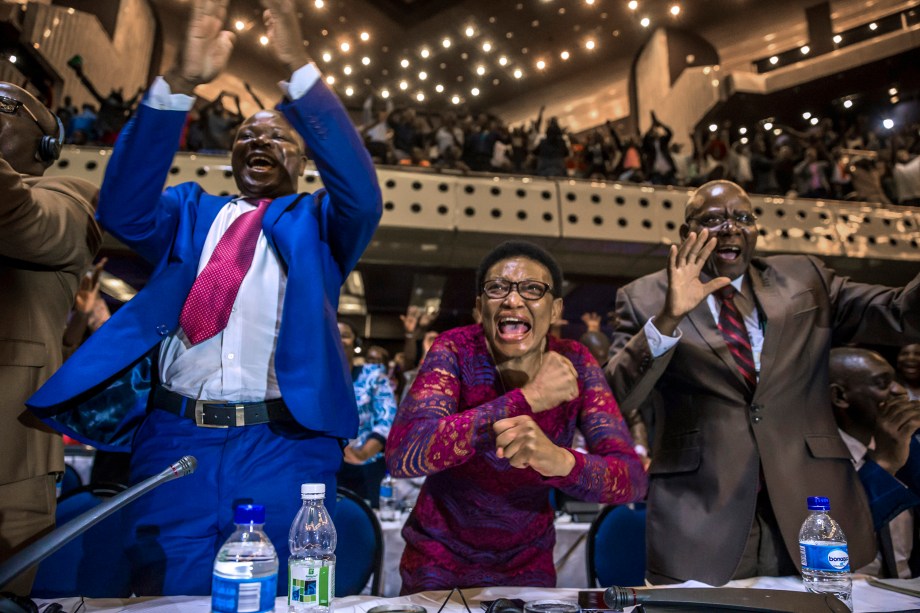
[645,275,764,378]
[149,64,321,402]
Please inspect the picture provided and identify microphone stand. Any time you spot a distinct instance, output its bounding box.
[0,455,197,591]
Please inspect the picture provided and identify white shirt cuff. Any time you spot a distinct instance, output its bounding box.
[280,63,321,100]
[143,76,196,112]
[645,316,681,358]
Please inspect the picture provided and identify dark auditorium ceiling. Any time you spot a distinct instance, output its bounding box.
[150,0,777,112]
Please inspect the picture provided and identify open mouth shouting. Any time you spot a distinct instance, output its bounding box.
[245,152,277,173]
[715,245,742,262]
[496,315,532,343]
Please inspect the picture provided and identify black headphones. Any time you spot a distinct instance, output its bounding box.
[37,114,65,163]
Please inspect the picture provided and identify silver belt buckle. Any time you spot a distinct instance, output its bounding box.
[194,400,230,428]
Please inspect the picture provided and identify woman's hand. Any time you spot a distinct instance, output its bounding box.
[494,415,575,478]
[520,351,578,413]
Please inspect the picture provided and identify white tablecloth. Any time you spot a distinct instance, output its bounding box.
[380,514,591,596]
[37,580,920,613]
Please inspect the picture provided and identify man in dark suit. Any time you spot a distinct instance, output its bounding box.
[29,0,381,596]
[606,179,920,585]
[0,82,101,595]
[830,347,920,578]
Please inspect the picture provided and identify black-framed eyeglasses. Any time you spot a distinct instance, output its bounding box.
[686,211,757,229]
[0,95,45,134]
[481,278,553,300]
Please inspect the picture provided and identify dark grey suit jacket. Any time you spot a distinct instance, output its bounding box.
[606,254,920,585]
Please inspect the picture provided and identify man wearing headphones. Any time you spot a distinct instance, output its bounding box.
[0,82,101,594]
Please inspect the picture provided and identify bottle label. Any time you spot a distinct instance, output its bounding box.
[212,574,277,613]
[799,542,850,572]
[289,560,335,607]
[380,485,394,498]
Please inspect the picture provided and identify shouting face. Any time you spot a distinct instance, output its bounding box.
[682,180,758,280]
[231,110,307,200]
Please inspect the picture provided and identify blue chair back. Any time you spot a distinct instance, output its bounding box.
[586,502,647,587]
[60,463,82,497]
[31,486,131,598]
[332,487,383,596]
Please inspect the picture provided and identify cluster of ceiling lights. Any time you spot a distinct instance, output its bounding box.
[766,20,880,67]
[228,0,684,107]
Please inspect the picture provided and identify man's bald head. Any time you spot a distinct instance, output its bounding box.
[829,347,883,386]
[0,81,60,175]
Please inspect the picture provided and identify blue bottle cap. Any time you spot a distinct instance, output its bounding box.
[234,504,266,524]
[807,496,830,511]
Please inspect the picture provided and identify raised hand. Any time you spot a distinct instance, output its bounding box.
[870,397,920,475]
[400,306,422,335]
[521,351,579,413]
[494,415,574,477]
[166,0,235,94]
[74,257,107,315]
[581,311,602,332]
[262,0,310,72]
[655,228,731,336]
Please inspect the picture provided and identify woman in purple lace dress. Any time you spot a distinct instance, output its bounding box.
[386,241,648,593]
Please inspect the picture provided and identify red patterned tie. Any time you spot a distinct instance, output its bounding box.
[179,199,271,345]
[716,286,757,393]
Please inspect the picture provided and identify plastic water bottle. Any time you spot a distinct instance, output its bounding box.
[288,483,336,613]
[799,496,852,610]
[212,504,279,613]
[379,472,399,521]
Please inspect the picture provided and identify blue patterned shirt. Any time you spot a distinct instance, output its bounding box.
[350,363,398,463]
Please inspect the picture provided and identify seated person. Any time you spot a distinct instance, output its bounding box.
[386,240,647,593]
[830,347,920,578]
[896,343,920,400]
[337,321,398,507]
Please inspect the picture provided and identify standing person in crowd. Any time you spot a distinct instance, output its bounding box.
[892,135,920,206]
[197,91,244,152]
[29,0,381,596]
[66,55,142,145]
[642,111,676,186]
[534,117,569,178]
[0,82,101,595]
[897,344,920,401]
[830,347,920,578]
[606,179,920,586]
[387,240,646,592]
[337,322,398,507]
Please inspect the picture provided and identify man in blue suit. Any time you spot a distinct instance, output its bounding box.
[28,0,381,596]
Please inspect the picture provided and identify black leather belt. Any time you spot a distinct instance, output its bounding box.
[151,385,291,428]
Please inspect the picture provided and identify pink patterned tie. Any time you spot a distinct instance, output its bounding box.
[179,198,271,345]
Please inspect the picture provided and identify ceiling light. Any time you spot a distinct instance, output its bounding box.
[513,68,523,79]
[889,87,898,96]
[362,56,370,65]
[670,4,680,16]
[708,124,717,133]
[345,86,354,96]
[628,1,638,10]
[471,87,480,96]
[416,92,425,102]
[800,45,809,54]
[399,81,408,90]
[435,84,444,93]
[442,38,451,48]
[843,99,853,109]
[259,35,269,46]
[476,65,486,75]
[482,42,492,52]
[883,118,894,129]
[499,56,508,66]
[343,65,352,75]
[739,127,747,135]
[451,95,461,105]
[340,42,350,52]
[560,51,570,60]
[773,128,782,136]
[585,39,596,50]
[802,112,811,120]
[763,122,773,131]
[740,137,748,144]
[640,17,650,28]
[769,56,779,65]
[465,26,475,37]
[325,76,335,84]
[381,89,390,99]
[234,20,245,31]
[810,117,819,125]
[586,0,596,5]
[9,54,17,63]
[400,58,410,68]
[891,96,899,104]
[869,22,878,31]
[536,60,546,70]
[314,0,324,7]
[419,71,428,80]
[421,48,430,58]
[833,34,842,44]
[322,52,332,62]
[360,32,369,42]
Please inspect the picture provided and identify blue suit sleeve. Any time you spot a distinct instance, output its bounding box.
[858,438,920,531]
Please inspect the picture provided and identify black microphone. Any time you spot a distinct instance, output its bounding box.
[603,585,850,613]
[0,455,197,590]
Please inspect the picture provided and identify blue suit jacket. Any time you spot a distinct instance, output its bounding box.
[28,80,382,450]
[860,437,920,532]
